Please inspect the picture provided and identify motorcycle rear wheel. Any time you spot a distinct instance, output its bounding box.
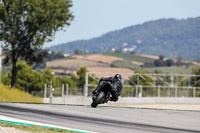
[91,91,105,108]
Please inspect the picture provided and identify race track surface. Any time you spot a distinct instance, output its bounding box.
[0,103,200,133]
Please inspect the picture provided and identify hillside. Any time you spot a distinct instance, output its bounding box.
[48,17,200,60]
[46,53,199,75]
[46,53,155,71]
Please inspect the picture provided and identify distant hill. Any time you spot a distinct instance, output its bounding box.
[48,17,200,60]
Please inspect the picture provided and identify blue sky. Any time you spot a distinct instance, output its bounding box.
[44,0,200,47]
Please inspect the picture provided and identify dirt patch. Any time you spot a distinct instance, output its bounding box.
[192,62,200,66]
[137,54,168,60]
[184,60,200,66]
[87,67,134,80]
[47,54,121,69]
[137,54,159,60]
[0,127,29,133]
[131,61,144,66]
[47,59,108,69]
[73,54,123,64]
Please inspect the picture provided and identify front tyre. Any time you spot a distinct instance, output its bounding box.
[91,91,105,108]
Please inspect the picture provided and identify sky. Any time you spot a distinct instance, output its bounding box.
[44,0,200,47]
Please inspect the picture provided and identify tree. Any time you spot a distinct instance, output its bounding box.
[16,61,44,92]
[159,55,165,61]
[128,70,154,86]
[128,70,155,97]
[0,0,73,87]
[191,67,200,87]
[57,76,76,88]
[154,60,165,67]
[191,67,200,97]
[42,68,55,87]
[1,70,11,85]
[76,67,98,88]
[77,67,87,88]
[176,56,184,66]
[165,59,174,66]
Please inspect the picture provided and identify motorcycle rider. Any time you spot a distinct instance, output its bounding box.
[93,74,123,102]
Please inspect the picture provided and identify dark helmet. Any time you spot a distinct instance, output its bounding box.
[114,74,122,81]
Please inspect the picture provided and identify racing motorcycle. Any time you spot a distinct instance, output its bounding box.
[91,81,112,108]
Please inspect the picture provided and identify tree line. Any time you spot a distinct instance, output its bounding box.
[1,61,200,97]
[1,61,97,94]
[143,55,191,67]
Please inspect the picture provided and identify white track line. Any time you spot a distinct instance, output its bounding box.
[0,115,98,133]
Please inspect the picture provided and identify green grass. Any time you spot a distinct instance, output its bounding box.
[104,53,155,70]
[0,121,75,133]
[144,65,198,74]
[104,53,199,74]
[104,53,155,63]
[111,60,140,70]
[0,84,42,103]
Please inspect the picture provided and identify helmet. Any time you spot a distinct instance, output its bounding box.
[114,74,122,81]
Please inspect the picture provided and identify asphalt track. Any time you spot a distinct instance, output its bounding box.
[0,103,200,133]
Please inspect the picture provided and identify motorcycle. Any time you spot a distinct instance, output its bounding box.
[91,81,112,108]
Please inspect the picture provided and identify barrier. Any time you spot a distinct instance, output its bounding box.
[43,96,200,105]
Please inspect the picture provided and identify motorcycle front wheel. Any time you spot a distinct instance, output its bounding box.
[91,91,105,108]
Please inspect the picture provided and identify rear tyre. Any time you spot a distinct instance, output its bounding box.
[91,91,105,108]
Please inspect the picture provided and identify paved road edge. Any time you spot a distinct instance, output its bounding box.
[0,115,98,133]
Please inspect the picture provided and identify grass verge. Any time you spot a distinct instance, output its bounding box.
[0,121,75,133]
[0,84,42,103]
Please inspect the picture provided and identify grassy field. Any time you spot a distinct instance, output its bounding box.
[111,60,140,70]
[104,53,155,70]
[144,65,198,74]
[46,53,199,75]
[74,54,123,63]
[105,53,199,74]
[47,59,104,68]
[0,84,42,103]
[104,53,155,63]
[0,122,75,133]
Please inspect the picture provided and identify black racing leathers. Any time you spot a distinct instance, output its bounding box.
[93,77,123,102]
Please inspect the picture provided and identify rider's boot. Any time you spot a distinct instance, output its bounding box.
[110,96,118,102]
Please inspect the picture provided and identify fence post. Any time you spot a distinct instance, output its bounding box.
[175,86,178,97]
[44,83,47,98]
[50,87,53,104]
[137,74,140,85]
[171,75,174,87]
[84,72,88,97]
[66,84,69,104]
[187,77,191,97]
[193,87,196,98]
[62,84,64,97]
[136,85,138,97]
[139,85,143,97]
[158,86,160,97]
[62,84,65,104]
